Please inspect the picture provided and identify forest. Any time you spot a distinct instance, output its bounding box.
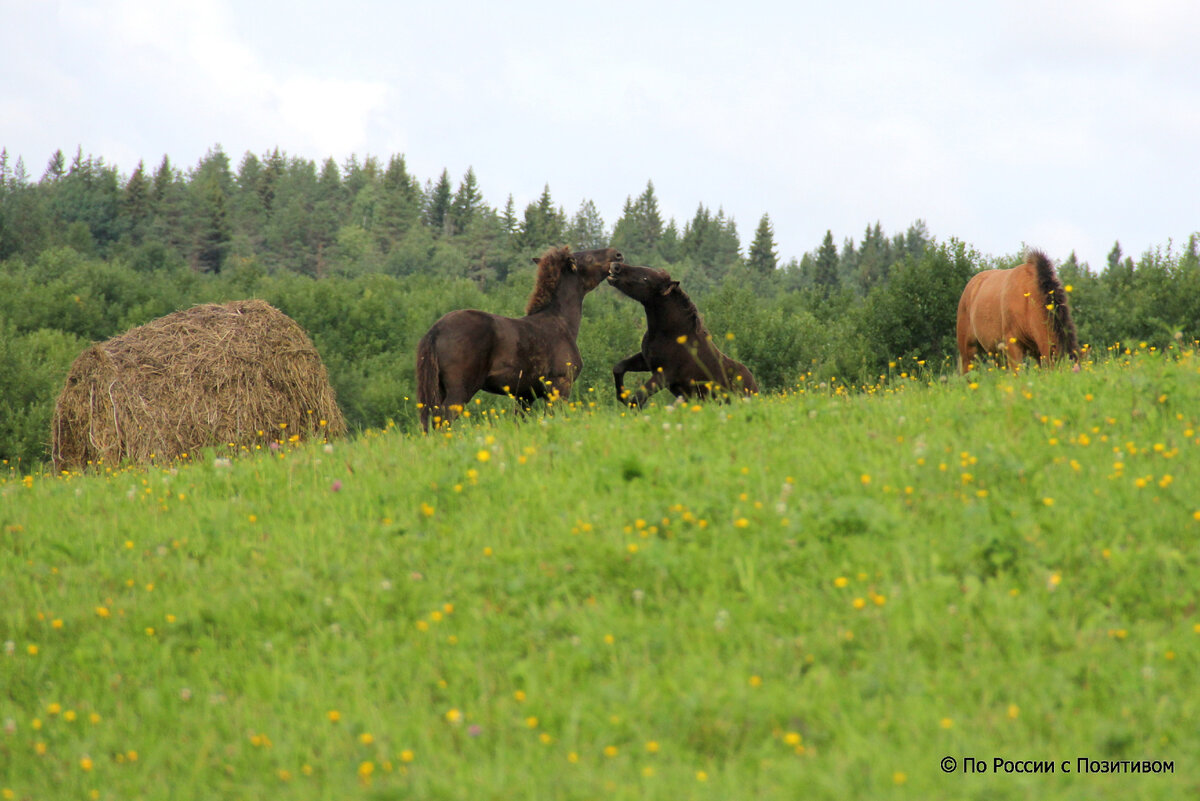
[1,145,1198,468]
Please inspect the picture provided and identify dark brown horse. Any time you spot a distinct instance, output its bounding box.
[608,263,758,406]
[416,245,623,430]
[956,249,1080,373]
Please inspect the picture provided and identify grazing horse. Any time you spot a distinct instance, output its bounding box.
[956,249,1080,373]
[415,245,623,431]
[608,263,758,406]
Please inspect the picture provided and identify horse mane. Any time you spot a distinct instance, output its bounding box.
[663,279,710,338]
[1028,249,1080,360]
[525,246,574,315]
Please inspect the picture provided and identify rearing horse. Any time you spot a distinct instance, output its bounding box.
[956,249,1080,373]
[415,245,623,431]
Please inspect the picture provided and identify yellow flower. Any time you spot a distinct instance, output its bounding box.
[783,731,802,746]
[748,675,762,688]
[603,745,619,758]
[646,740,660,753]
[833,576,849,588]
[676,334,688,344]
[734,517,749,528]
[476,450,491,463]
[525,716,539,729]
[80,756,94,772]
[852,597,867,610]
[359,732,374,745]
[696,770,709,781]
[445,708,463,724]
[400,749,414,763]
[1007,704,1020,719]
[940,717,954,729]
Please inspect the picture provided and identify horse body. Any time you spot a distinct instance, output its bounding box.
[956,250,1079,373]
[608,263,758,406]
[416,246,622,430]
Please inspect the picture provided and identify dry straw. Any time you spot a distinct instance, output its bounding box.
[51,299,346,471]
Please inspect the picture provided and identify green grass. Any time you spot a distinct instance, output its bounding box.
[2,352,1198,800]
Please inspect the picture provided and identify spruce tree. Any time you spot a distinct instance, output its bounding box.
[451,167,483,233]
[813,229,840,291]
[747,213,778,274]
[424,169,453,236]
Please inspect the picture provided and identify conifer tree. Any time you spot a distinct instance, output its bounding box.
[747,213,778,274]
[813,229,840,291]
[611,181,663,259]
[451,167,483,234]
[424,169,453,236]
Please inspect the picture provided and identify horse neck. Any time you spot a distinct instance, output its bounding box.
[645,296,693,333]
[531,275,586,337]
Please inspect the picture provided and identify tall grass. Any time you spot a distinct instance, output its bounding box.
[2,351,1197,800]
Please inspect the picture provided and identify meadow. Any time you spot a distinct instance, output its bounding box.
[2,350,1197,800]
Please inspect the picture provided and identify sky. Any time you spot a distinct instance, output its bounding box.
[3,0,1198,269]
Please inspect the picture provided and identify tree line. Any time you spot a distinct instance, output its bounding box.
[1,145,1197,469]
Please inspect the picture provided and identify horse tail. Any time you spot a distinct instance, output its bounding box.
[1029,249,1080,363]
[415,330,443,432]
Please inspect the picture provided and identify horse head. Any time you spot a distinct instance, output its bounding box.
[607,262,677,303]
[570,247,624,291]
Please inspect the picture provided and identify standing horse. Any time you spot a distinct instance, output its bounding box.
[608,263,758,406]
[415,245,623,431]
[956,249,1080,373]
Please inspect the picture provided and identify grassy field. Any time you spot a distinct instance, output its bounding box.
[2,350,1198,800]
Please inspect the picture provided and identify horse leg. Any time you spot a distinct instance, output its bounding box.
[1004,339,1027,372]
[629,369,667,409]
[613,353,649,406]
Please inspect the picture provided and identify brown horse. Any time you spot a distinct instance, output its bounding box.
[608,263,759,406]
[415,245,623,431]
[956,249,1080,373]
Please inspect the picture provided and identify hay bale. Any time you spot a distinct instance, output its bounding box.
[51,299,346,471]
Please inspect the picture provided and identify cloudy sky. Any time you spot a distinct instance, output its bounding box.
[4,0,1197,268]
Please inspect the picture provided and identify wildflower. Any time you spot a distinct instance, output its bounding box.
[748,675,762,688]
[476,450,491,463]
[733,517,749,528]
[696,770,709,781]
[400,749,414,762]
[940,718,954,729]
[80,756,94,772]
[783,731,802,746]
[646,740,660,753]
[328,710,341,723]
[525,716,538,729]
[359,733,374,745]
[1007,704,1020,719]
[331,480,342,492]
[833,576,849,588]
[445,708,463,724]
[852,598,867,610]
[604,745,619,758]
[893,771,908,785]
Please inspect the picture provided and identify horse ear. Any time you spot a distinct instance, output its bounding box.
[661,281,679,296]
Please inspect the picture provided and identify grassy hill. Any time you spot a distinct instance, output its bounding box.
[2,351,1197,800]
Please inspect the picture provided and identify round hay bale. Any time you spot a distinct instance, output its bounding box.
[51,299,346,471]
